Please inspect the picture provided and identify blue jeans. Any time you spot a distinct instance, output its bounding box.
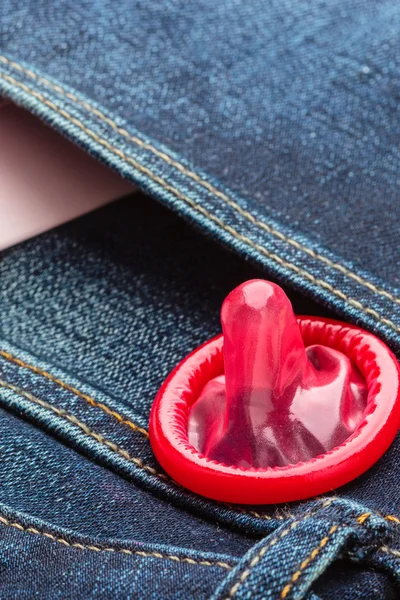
[0,1,399,598]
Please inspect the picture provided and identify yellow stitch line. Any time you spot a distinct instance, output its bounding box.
[230,506,292,521]
[9,78,400,330]
[0,379,168,482]
[59,538,73,547]
[280,525,339,599]
[1,358,370,528]
[0,514,232,568]
[0,349,149,438]
[0,72,398,335]
[0,376,292,520]
[357,513,372,524]
[225,499,335,599]
[385,515,400,524]
[280,510,380,600]
[1,55,399,308]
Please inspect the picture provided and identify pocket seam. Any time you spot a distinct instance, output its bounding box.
[0,69,398,336]
[0,378,167,481]
[0,514,233,569]
[0,350,289,522]
[0,54,399,310]
[0,350,149,439]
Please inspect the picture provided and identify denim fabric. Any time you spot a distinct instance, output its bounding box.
[0,1,400,350]
[0,197,399,598]
[0,1,399,598]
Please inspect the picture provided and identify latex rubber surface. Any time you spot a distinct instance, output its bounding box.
[188,281,367,469]
[149,281,400,504]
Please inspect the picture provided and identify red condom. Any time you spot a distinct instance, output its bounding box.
[188,280,367,468]
[150,279,400,504]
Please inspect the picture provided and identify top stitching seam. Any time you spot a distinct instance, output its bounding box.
[1,350,399,526]
[224,499,334,599]
[0,516,232,569]
[0,367,282,522]
[279,524,339,599]
[0,378,168,482]
[0,71,399,335]
[0,54,399,307]
[227,510,379,599]
[279,512,376,599]
[0,349,149,438]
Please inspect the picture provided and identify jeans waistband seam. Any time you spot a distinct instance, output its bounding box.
[0,349,149,439]
[0,377,169,482]
[0,376,288,526]
[0,351,292,523]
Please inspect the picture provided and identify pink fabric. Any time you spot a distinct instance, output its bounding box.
[0,102,133,250]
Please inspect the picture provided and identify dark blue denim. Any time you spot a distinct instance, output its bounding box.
[0,1,399,598]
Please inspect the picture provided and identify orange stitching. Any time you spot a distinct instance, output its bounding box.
[0,349,149,438]
[0,353,290,522]
[0,378,291,523]
[227,506,395,600]
[280,525,339,599]
[0,379,294,521]
[227,505,290,521]
[1,354,399,527]
[0,515,232,568]
[0,376,398,571]
[0,72,399,335]
[356,513,372,525]
[385,515,400,525]
[280,511,391,599]
[1,55,399,308]
[224,499,335,599]
[0,378,167,481]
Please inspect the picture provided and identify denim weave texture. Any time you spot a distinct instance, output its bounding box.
[0,1,399,598]
[0,197,398,598]
[0,1,400,349]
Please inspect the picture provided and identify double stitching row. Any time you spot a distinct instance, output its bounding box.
[0,515,232,569]
[0,378,289,522]
[0,352,296,526]
[280,524,339,599]
[1,55,399,308]
[279,512,383,599]
[1,350,399,526]
[0,73,399,334]
[0,379,167,481]
[0,349,149,438]
[224,499,335,599]
[227,510,386,600]
[0,381,397,572]
[0,516,397,574]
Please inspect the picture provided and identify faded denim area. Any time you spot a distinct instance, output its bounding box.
[0,1,400,349]
[0,1,399,598]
